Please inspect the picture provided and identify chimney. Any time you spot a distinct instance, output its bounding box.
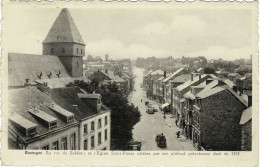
[206,79,213,85]
[191,73,193,81]
[248,95,252,107]
[199,74,201,80]
[232,85,238,92]
[164,71,167,78]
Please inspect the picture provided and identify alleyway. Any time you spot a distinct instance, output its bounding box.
[128,67,196,151]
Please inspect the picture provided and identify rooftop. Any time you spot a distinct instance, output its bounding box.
[171,74,191,83]
[43,8,85,45]
[162,68,184,83]
[8,87,78,141]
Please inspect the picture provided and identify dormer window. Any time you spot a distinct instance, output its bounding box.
[50,121,57,128]
[62,48,65,53]
[51,48,54,54]
[67,116,74,122]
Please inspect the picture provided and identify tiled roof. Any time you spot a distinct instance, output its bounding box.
[162,68,184,83]
[8,87,78,141]
[171,74,191,83]
[43,8,85,45]
[8,53,70,87]
[78,93,101,99]
[240,107,252,125]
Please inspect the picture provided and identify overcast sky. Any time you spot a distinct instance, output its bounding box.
[3,4,254,61]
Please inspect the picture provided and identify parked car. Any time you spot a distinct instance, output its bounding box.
[146,108,155,114]
[149,106,158,112]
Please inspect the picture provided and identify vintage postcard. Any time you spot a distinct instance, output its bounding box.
[1,1,258,166]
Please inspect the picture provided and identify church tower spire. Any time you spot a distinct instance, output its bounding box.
[43,8,85,77]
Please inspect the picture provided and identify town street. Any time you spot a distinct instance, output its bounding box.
[128,67,195,151]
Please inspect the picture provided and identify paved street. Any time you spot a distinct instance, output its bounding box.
[128,66,196,151]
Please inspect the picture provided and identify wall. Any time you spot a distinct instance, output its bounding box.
[79,111,111,150]
[241,120,252,151]
[200,90,247,151]
[26,125,79,150]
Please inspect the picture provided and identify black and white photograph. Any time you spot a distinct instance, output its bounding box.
[2,2,257,158]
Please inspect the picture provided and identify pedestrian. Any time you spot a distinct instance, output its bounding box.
[175,119,178,126]
[141,99,142,102]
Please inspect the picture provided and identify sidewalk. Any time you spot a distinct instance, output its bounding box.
[164,113,197,151]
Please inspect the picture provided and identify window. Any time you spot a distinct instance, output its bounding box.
[98,132,102,145]
[91,121,95,131]
[98,119,102,129]
[77,61,79,67]
[52,141,59,150]
[91,136,95,148]
[51,48,54,54]
[62,47,65,53]
[42,144,49,150]
[68,116,74,122]
[105,116,108,126]
[84,124,88,134]
[50,121,57,128]
[61,137,67,150]
[28,128,36,136]
[81,49,83,55]
[77,48,78,54]
[84,139,88,150]
[105,129,108,141]
[70,133,76,150]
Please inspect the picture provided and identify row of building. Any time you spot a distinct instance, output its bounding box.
[143,67,252,151]
[8,8,111,150]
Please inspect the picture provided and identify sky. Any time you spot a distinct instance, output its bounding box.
[3,4,255,61]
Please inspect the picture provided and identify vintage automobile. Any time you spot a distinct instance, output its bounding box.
[146,108,155,114]
[155,134,167,148]
[148,106,158,112]
[127,141,141,151]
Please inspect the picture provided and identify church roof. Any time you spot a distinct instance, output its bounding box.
[8,53,70,87]
[43,8,85,45]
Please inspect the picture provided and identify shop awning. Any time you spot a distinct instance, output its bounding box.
[161,103,169,109]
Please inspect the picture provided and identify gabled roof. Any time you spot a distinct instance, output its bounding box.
[171,74,190,83]
[162,68,184,83]
[101,70,125,83]
[176,74,216,92]
[196,86,226,99]
[240,107,252,125]
[151,70,164,75]
[43,8,85,45]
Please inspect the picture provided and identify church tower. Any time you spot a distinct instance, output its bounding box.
[43,8,85,77]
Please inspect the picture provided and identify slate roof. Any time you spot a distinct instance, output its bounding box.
[176,74,216,92]
[39,86,102,121]
[171,74,191,83]
[43,8,85,45]
[151,70,164,75]
[8,87,78,141]
[8,53,70,87]
[162,68,184,83]
[196,86,226,99]
[240,107,252,125]
[101,70,125,83]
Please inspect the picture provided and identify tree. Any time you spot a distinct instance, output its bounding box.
[204,67,215,74]
[66,81,141,150]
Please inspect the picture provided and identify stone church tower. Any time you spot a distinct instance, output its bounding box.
[43,8,85,77]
